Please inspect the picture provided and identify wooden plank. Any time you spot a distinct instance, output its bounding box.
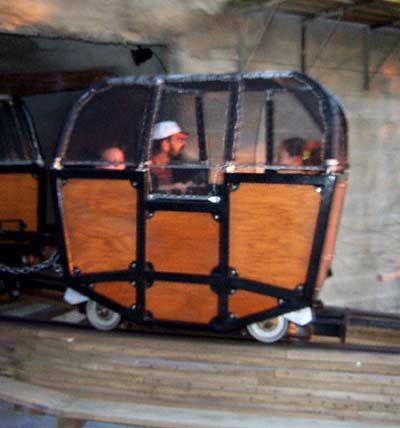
[230,183,320,289]
[61,179,137,273]
[146,281,218,323]
[18,365,400,413]
[94,281,136,308]
[145,210,220,323]
[0,173,38,231]
[13,353,400,403]
[0,321,399,426]
[1,322,399,371]
[228,289,277,318]
[146,211,219,274]
[0,376,397,428]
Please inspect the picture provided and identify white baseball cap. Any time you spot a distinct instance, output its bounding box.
[153,120,189,140]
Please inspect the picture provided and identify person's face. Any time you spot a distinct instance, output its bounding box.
[276,145,302,166]
[102,147,125,169]
[169,134,187,158]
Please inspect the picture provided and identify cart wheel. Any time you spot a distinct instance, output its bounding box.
[0,280,20,302]
[86,300,121,331]
[247,315,289,343]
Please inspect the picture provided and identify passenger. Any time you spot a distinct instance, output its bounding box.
[276,138,305,166]
[150,120,189,188]
[303,140,322,166]
[100,146,126,170]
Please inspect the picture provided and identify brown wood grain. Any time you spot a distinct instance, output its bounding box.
[146,211,219,274]
[228,290,277,318]
[315,180,347,294]
[0,173,38,231]
[61,179,137,273]
[230,183,320,289]
[0,322,399,426]
[146,281,218,323]
[93,281,136,308]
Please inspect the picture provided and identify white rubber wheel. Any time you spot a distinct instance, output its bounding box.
[85,300,121,331]
[247,315,289,343]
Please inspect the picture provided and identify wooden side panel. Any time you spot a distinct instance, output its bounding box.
[61,179,136,273]
[230,183,320,289]
[229,290,277,319]
[315,180,347,295]
[146,281,217,323]
[0,173,38,231]
[93,281,136,308]
[146,211,219,274]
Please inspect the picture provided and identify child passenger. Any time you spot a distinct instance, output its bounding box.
[275,137,305,166]
[100,146,126,170]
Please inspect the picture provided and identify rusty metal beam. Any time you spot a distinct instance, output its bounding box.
[371,19,400,31]
[301,18,307,73]
[236,0,286,16]
[363,26,370,90]
[262,0,287,6]
[370,33,400,84]
[0,70,112,96]
[308,0,377,21]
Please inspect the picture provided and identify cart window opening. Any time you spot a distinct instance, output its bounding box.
[0,99,39,163]
[62,84,152,168]
[234,91,267,170]
[233,87,326,172]
[273,91,324,168]
[149,89,229,196]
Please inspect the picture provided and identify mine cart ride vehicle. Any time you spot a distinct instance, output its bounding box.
[0,95,57,299]
[1,71,348,343]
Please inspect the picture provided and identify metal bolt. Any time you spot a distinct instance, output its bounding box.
[230,268,238,277]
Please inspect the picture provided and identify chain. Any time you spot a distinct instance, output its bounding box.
[0,250,63,275]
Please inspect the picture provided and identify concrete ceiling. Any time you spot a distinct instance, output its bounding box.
[2,1,400,48]
[231,0,400,30]
[0,0,229,45]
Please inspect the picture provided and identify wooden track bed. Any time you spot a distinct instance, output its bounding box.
[0,321,399,427]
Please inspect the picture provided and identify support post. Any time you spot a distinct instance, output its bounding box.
[301,19,307,73]
[363,26,370,90]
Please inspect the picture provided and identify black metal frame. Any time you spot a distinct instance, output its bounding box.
[53,167,338,333]
[0,166,51,282]
[0,96,49,281]
[0,94,47,233]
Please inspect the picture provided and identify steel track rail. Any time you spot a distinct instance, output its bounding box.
[1,313,399,355]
